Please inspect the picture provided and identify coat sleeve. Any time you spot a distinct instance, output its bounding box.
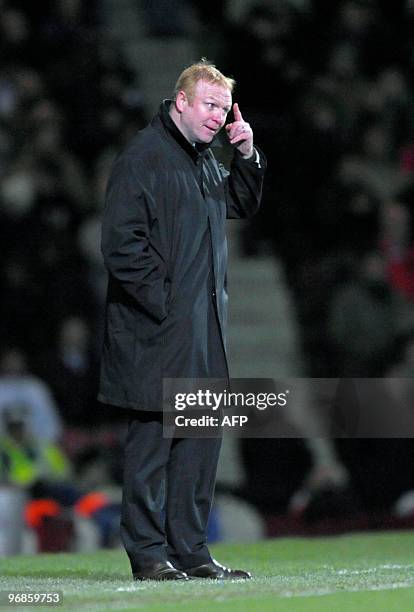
[225,146,267,219]
[101,155,169,322]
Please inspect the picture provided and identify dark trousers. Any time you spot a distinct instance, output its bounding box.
[120,410,222,573]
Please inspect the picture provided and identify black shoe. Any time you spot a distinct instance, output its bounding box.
[133,561,188,581]
[185,559,251,580]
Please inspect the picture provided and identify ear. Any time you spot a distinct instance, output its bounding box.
[175,90,188,113]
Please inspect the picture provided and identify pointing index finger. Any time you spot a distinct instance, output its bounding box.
[233,102,243,122]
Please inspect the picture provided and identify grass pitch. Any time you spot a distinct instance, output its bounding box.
[1,531,414,611]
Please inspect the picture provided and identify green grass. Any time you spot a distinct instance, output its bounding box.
[1,532,414,611]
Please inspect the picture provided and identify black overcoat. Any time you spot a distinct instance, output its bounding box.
[98,101,266,410]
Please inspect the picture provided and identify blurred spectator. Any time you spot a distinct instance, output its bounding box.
[0,253,42,350]
[0,7,38,67]
[36,317,101,427]
[327,251,401,376]
[0,347,62,443]
[140,0,190,37]
[0,403,73,502]
[337,123,409,200]
[380,200,414,303]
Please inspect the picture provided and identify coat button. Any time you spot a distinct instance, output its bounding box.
[212,291,216,298]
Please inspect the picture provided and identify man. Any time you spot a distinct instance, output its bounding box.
[98,61,266,580]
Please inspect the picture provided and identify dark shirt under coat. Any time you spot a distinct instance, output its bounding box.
[98,101,266,411]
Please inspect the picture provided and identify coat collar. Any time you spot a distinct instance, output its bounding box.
[153,99,222,162]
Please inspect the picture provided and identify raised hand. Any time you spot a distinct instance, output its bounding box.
[225,103,254,159]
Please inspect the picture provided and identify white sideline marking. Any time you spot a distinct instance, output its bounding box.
[336,563,414,575]
[281,581,414,599]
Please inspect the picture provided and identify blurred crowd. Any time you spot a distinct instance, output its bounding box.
[0,0,144,552]
[213,0,414,378]
[2,0,414,551]
[213,0,414,529]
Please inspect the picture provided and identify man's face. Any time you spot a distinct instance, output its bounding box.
[177,80,232,144]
